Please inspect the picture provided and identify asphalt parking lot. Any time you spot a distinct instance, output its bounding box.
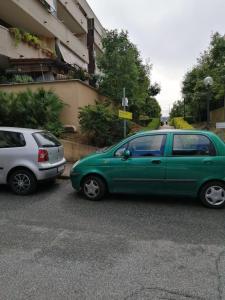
[0,179,225,300]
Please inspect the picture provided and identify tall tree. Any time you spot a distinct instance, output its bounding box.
[97,29,161,120]
[181,32,225,122]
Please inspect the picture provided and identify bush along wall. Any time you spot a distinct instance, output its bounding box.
[0,88,64,136]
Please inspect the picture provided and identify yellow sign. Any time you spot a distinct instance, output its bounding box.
[119,110,133,120]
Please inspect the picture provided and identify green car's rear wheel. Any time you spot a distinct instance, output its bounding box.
[81,175,106,201]
[200,181,225,208]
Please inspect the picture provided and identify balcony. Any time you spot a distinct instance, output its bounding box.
[57,0,88,34]
[0,25,48,60]
[0,0,89,64]
[76,0,105,36]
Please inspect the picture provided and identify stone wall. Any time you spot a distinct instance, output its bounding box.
[0,79,105,130]
[60,139,97,162]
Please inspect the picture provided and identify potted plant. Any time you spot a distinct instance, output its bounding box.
[9,28,22,47]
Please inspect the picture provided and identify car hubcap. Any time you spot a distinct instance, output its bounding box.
[12,174,31,193]
[84,179,100,199]
[205,186,225,206]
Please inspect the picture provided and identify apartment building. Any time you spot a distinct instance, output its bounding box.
[0,0,104,82]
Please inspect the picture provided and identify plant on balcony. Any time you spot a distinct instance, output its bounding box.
[71,68,89,81]
[22,32,41,49]
[12,75,34,83]
[41,47,56,58]
[30,36,41,49]
[9,28,22,47]
[22,32,32,43]
[9,28,42,49]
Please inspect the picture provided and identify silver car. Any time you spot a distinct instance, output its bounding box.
[0,127,66,195]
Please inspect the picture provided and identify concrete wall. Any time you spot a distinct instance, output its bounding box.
[60,139,97,162]
[0,79,104,129]
[210,107,225,123]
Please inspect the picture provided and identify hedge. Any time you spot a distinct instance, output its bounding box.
[145,118,160,130]
[170,117,194,129]
[0,88,64,136]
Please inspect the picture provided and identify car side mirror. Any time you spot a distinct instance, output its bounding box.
[123,149,131,159]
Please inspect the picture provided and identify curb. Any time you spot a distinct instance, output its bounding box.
[59,174,70,180]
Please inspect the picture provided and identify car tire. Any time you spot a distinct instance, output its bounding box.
[200,181,225,208]
[9,169,37,196]
[81,175,106,201]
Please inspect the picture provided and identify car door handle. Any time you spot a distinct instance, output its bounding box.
[152,160,161,164]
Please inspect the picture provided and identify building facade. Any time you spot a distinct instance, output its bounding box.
[0,0,104,83]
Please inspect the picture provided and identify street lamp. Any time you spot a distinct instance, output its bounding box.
[204,76,213,129]
[183,97,186,119]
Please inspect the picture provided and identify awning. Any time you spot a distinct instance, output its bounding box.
[58,42,88,70]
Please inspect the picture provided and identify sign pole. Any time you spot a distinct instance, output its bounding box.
[123,87,126,138]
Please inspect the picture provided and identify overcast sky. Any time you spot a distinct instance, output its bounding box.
[88,0,225,116]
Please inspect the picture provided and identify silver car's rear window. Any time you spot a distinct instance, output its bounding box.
[33,132,61,148]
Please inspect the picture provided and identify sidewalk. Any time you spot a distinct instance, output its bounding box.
[160,124,174,129]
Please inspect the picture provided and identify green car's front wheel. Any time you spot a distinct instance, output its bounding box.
[81,175,106,201]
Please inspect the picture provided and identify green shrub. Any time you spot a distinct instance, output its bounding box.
[0,89,64,136]
[171,117,194,129]
[79,101,123,147]
[144,118,160,130]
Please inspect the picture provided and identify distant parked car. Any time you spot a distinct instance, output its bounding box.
[0,127,66,195]
[70,129,225,208]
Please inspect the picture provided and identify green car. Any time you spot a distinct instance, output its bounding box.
[70,130,225,208]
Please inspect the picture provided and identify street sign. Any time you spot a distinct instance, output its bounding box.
[122,97,129,107]
[216,122,225,129]
[119,110,133,120]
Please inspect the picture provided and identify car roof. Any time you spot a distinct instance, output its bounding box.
[135,129,216,136]
[0,127,43,134]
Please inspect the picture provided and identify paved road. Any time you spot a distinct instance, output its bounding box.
[0,180,225,300]
[160,124,174,130]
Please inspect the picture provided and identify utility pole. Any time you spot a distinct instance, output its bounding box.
[123,87,126,138]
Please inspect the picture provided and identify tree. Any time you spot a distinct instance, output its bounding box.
[181,32,225,122]
[169,100,184,119]
[97,29,161,121]
[142,96,161,118]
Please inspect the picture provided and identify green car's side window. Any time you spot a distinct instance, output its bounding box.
[172,134,216,156]
[115,135,166,157]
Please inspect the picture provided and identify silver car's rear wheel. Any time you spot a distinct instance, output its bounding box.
[9,169,37,195]
[200,181,225,208]
[82,175,106,201]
